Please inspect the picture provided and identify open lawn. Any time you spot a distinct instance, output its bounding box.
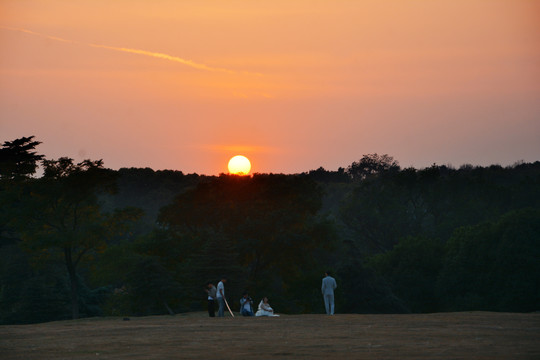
[1,312,539,359]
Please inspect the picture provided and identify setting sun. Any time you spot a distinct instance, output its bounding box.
[228,155,251,175]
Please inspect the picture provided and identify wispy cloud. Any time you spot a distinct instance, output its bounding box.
[2,26,76,44]
[1,26,237,73]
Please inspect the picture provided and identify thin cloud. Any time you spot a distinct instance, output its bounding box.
[2,26,75,44]
[1,26,237,73]
[87,43,234,73]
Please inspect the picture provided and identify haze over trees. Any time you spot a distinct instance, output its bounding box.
[1,136,539,324]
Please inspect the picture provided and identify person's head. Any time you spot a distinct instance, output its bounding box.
[262,297,268,303]
[221,276,228,283]
[206,282,213,288]
[243,292,249,298]
[325,271,331,277]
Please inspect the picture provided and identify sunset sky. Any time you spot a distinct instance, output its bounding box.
[1,0,539,175]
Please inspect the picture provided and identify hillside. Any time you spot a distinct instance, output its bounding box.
[2,312,539,359]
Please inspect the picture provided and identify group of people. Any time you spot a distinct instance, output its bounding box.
[239,292,279,317]
[204,277,230,317]
[205,277,279,317]
[205,271,337,317]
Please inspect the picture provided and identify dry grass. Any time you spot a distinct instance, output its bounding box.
[1,311,539,359]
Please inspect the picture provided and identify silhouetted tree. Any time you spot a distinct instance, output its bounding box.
[158,174,336,313]
[0,136,45,247]
[340,175,414,253]
[346,153,399,181]
[368,236,444,312]
[437,208,540,312]
[307,167,350,183]
[15,158,142,319]
[0,136,44,181]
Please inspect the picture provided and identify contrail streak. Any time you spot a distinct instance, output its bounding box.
[2,26,76,44]
[1,26,236,73]
[87,43,233,73]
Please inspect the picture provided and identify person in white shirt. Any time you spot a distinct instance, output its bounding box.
[321,271,337,315]
[216,277,227,317]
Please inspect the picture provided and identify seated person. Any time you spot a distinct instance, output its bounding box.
[255,297,280,317]
[240,292,254,316]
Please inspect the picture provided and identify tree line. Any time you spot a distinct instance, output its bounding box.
[1,138,539,324]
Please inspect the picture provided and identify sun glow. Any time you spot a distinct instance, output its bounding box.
[228,155,251,175]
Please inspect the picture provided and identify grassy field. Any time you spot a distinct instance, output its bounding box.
[1,311,539,359]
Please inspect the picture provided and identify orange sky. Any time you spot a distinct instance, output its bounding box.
[1,0,539,174]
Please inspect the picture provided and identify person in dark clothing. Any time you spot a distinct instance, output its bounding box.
[205,282,217,317]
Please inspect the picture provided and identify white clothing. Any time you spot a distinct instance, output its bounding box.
[217,281,225,298]
[242,301,252,312]
[322,275,337,315]
[321,276,337,295]
[255,300,279,317]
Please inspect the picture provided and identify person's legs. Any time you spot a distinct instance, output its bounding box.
[323,294,330,314]
[328,294,335,315]
[208,299,215,317]
[241,309,254,316]
[218,298,225,317]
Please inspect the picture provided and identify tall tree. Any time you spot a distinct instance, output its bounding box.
[16,158,142,319]
[158,174,336,312]
[0,136,44,181]
[367,235,444,312]
[437,208,540,312]
[0,136,45,246]
[346,153,400,181]
[340,174,414,253]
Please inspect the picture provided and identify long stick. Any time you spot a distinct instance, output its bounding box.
[224,297,235,318]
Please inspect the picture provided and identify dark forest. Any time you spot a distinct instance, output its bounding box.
[1,137,539,324]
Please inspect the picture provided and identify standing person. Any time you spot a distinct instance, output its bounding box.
[216,277,227,317]
[321,271,337,315]
[205,282,217,317]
